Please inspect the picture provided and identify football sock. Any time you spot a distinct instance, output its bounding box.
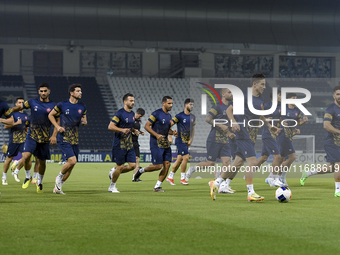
[247,184,255,196]
[25,169,31,179]
[335,182,340,193]
[307,169,318,177]
[14,169,19,175]
[154,181,162,189]
[267,171,274,178]
[226,178,232,186]
[60,181,65,187]
[281,171,288,179]
[2,173,6,179]
[168,172,175,179]
[110,182,116,188]
[214,177,224,187]
[33,172,38,179]
[181,173,186,180]
[272,174,280,180]
[58,171,65,179]
[38,174,44,185]
[139,168,145,173]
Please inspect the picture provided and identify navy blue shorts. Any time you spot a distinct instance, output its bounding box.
[151,146,172,165]
[6,143,24,158]
[277,135,295,158]
[112,148,136,165]
[58,142,79,160]
[230,138,237,160]
[235,139,256,161]
[206,140,231,162]
[324,141,340,163]
[23,136,50,160]
[262,138,280,156]
[176,143,189,156]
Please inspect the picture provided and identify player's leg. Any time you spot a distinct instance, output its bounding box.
[133,147,163,181]
[167,155,181,185]
[179,154,190,184]
[300,163,333,186]
[153,147,172,192]
[186,140,217,181]
[35,158,46,193]
[31,160,39,184]
[333,163,340,197]
[2,156,14,185]
[132,143,141,181]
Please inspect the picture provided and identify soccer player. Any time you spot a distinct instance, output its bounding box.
[223,73,279,202]
[276,93,308,186]
[300,86,340,193]
[48,84,87,195]
[108,93,137,193]
[132,108,145,182]
[185,89,236,194]
[166,98,195,185]
[11,83,57,193]
[2,98,30,185]
[255,90,284,187]
[133,96,177,192]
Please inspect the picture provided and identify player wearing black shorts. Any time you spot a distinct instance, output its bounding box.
[132,108,145,182]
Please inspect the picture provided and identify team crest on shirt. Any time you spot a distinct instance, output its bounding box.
[25,117,27,120]
[78,109,82,114]
[66,109,69,115]
[162,119,165,124]
[47,108,51,113]
[126,118,129,123]
[183,119,186,123]
[34,106,38,111]
[295,113,298,116]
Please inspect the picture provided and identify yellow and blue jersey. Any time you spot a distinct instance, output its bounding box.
[235,94,264,143]
[0,100,12,118]
[148,108,172,149]
[324,103,340,146]
[172,111,196,144]
[9,112,30,144]
[207,103,230,144]
[23,98,56,143]
[262,102,281,139]
[280,106,301,141]
[54,100,87,145]
[111,108,135,150]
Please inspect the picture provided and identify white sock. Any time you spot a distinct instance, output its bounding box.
[15,160,19,166]
[58,171,65,179]
[335,182,340,193]
[247,184,255,196]
[215,169,221,179]
[272,174,280,180]
[168,172,175,179]
[226,178,232,186]
[25,170,31,179]
[139,168,145,173]
[110,182,116,188]
[14,169,19,175]
[281,171,288,179]
[154,180,162,188]
[38,174,44,185]
[214,177,224,187]
[181,173,186,180]
[307,169,318,177]
[2,173,6,179]
[33,172,38,179]
[267,171,274,178]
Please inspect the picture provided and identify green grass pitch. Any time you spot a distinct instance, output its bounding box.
[0,162,339,255]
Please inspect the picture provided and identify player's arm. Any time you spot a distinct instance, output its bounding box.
[48,109,65,133]
[260,115,280,134]
[297,115,308,126]
[324,120,340,134]
[226,105,240,132]
[12,104,24,113]
[4,116,20,128]
[188,126,195,147]
[49,118,59,145]
[81,115,87,126]
[0,115,15,126]
[144,120,163,140]
[168,134,173,144]
[108,122,130,134]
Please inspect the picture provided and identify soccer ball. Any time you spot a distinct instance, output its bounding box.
[275,187,292,202]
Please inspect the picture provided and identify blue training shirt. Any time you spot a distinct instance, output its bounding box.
[111,108,135,150]
[324,103,340,146]
[172,111,196,144]
[148,108,172,149]
[54,100,87,145]
[9,112,30,144]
